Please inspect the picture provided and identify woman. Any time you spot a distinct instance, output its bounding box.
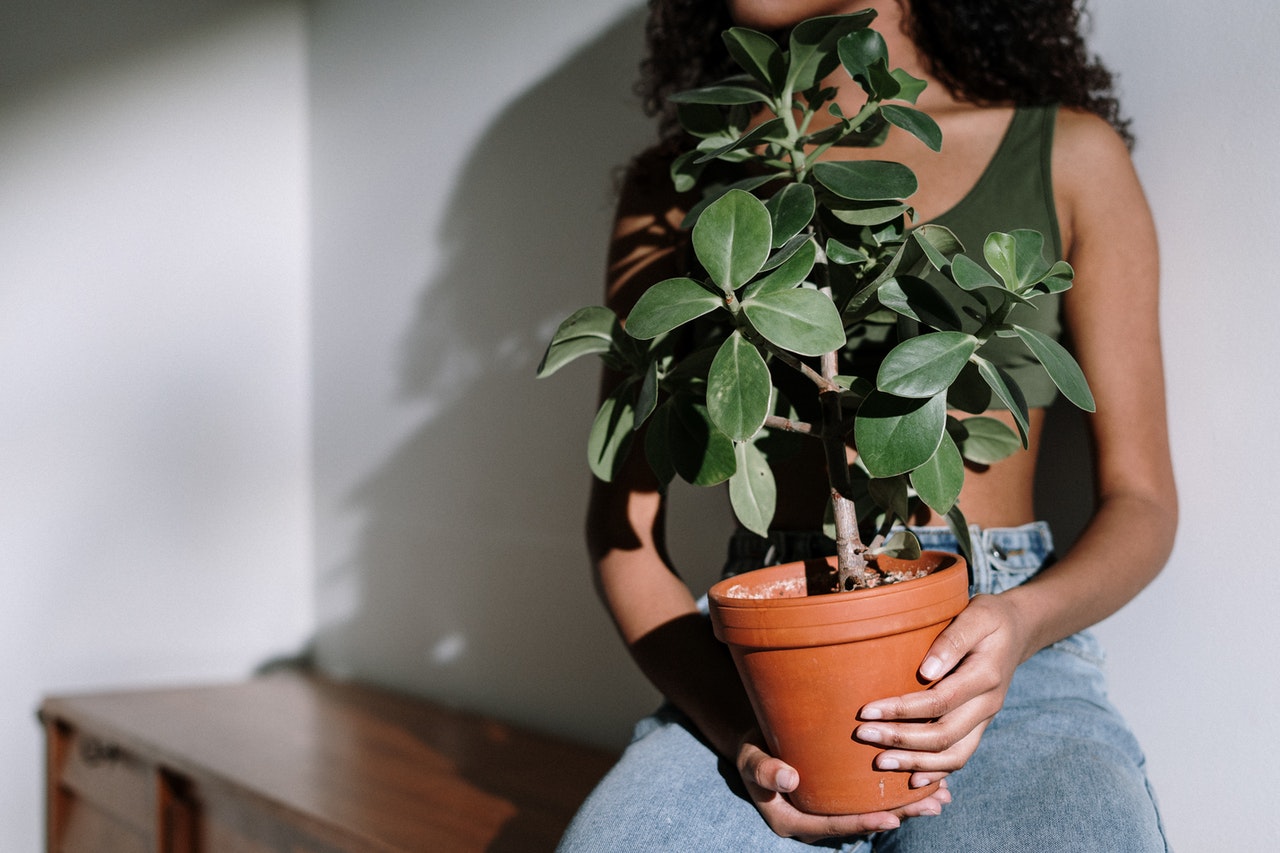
[560,0,1176,849]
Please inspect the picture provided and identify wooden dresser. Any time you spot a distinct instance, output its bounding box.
[40,672,617,852]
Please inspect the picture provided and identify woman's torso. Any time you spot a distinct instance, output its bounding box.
[767,102,1067,530]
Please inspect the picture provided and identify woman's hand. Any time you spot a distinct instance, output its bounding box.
[853,592,1033,786]
[736,730,950,843]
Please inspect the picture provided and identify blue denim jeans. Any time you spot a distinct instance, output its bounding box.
[557,523,1169,852]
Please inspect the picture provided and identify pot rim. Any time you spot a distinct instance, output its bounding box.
[709,550,961,607]
[707,552,969,646]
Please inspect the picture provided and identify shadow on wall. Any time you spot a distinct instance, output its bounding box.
[310,1,1097,750]
[314,6,676,748]
[1034,402,1095,551]
[0,0,263,104]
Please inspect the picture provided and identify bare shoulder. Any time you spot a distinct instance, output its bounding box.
[616,145,684,213]
[1051,107,1151,256]
[1052,108,1142,195]
[607,144,692,313]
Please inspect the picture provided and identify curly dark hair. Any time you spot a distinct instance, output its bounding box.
[637,0,1132,148]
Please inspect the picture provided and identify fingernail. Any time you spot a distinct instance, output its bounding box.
[920,656,944,680]
[861,706,883,720]
[878,816,901,831]
[877,755,900,770]
[777,767,798,791]
[858,726,883,743]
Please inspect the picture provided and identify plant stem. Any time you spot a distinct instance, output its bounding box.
[738,322,840,393]
[763,414,815,435]
[809,234,875,589]
[768,83,878,590]
[819,387,874,590]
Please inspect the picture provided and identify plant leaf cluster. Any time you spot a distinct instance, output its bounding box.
[539,13,1094,579]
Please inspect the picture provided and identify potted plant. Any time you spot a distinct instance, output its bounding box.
[538,11,1093,814]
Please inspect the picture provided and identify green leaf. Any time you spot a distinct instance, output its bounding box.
[694,132,755,163]
[878,529,922,560]
[1013,325,1096,412]
[663,344,716,393]
[669,84,769,106]
[974,357,1030,446]
[669,150,706,193]
[835,374,876,399]
[724,27,785,91]
[537,306,620,378]
[670,398,737,486]
[681,174,776,229]
[634,359,660,427]
[944,504,973,565]
[837,29,888,82]
[626,277,721,339]
[677,101,743,139]
[858,59,902,101]
[800,113,855,147]
[954,415,1022,465]
[643,403,677,488]
[729,440,776,536]
[912,224,963,271]
[588,386,636,482]
[764,183,816,247]
[826,199,911,226]
[759,231,810,273]
[786,12,876,92]
[946,360,993,413]
[911,431,964,515]
[882,104,942,152]
[855,391,947,478]
[984,230,1052,292]
[826,238,870,266]
[707,332,772,441]
[744,239,816,300]
[890,68,927,104]
[742,287,846,356]
[877,332,978,398]
[692,189,773,291]
[813,160,918,201]
[695,116,789,164]
[868,475,910,524]
[877,276,962,330]
[1033,260,1075,295]
[951,254,1002,292]
[836,230,910,312]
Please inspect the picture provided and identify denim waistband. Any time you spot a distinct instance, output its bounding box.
[724,521,1056,596]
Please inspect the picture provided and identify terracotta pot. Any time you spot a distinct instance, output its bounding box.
[707,551,969,815]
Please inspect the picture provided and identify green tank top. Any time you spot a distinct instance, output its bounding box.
[922,104,1065,409]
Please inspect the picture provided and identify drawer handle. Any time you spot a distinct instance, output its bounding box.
[79,736,125,766]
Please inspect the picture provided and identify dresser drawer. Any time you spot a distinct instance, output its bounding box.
[56,796,149,853]
[56,727,155,832]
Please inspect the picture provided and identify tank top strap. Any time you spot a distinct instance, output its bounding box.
[942,104,1061,259]
[919,104,1067,409]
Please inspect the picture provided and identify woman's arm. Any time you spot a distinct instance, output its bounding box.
[588,153,949,838]
[851,109,1178,782]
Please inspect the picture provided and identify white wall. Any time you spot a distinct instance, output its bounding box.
[306,0,694,746]
[0,2,313,849]
[1087,1,1280,847]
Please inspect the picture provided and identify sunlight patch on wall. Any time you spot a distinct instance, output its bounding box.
[429,632,469,666]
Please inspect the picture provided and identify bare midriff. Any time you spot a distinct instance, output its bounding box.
[770,407,1046,531]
